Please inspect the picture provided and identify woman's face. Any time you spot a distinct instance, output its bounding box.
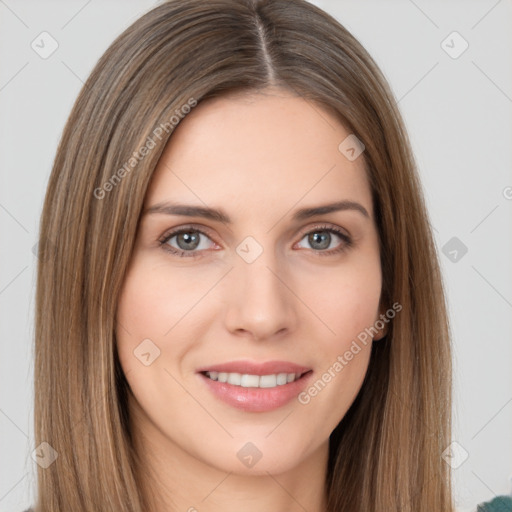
[116,87,384,476]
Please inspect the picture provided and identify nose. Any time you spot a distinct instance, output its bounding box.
[223,250,298,341]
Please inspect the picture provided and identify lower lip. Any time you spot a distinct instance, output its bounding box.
[198,371,313,412]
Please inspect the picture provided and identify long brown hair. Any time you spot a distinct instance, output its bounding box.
[34,0,454,510]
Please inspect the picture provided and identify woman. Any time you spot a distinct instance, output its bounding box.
[31,0,455,510]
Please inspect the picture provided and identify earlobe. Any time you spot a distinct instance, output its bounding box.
[373,330,387,341]
[373,329,387,341]
[373,306,389,341]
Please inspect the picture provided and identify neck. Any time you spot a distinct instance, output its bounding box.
[130,401,329,512]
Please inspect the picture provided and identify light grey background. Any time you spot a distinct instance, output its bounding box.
[1,1,511,511]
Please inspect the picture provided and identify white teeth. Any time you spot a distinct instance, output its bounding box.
[240,374,260,387]
[205,371,303,388]
[276,373,288,385]
[259,374,277,388]
[227,372,241,385]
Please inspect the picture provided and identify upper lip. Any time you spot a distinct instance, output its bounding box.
[197,360,312,376]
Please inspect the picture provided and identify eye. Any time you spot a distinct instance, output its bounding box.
[159,226,217,258]
[295,224,352,256]
[158,223,353,259]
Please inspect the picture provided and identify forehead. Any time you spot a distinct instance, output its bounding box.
[144,89,372,220]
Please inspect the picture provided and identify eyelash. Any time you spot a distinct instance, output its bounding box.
[158,223,353,258]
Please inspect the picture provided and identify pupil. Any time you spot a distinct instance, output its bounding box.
[178,232,199,250]
[310,231,330,250]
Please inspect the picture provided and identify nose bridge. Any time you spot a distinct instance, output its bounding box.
[224,236,296,338]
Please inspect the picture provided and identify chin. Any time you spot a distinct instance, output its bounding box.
[199,432,318,476]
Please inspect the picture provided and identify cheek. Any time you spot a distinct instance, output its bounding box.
[293,253,381,414]
[115,259,219,379]
[300,257,382,343]
[117,261,197,342]
[115,265,191,418]
[295,272,379,429]
[115,263,172,375]
[299,343,372,441]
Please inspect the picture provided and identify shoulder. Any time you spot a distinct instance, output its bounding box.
[477,495,512,511]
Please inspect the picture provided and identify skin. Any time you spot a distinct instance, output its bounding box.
[116,86,386,512]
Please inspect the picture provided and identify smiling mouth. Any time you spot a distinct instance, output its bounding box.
[201,370,312,389]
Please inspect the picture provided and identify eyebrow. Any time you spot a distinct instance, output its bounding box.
[143,200,370,223]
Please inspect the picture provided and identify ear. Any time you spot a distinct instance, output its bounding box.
[373,304,389,341]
